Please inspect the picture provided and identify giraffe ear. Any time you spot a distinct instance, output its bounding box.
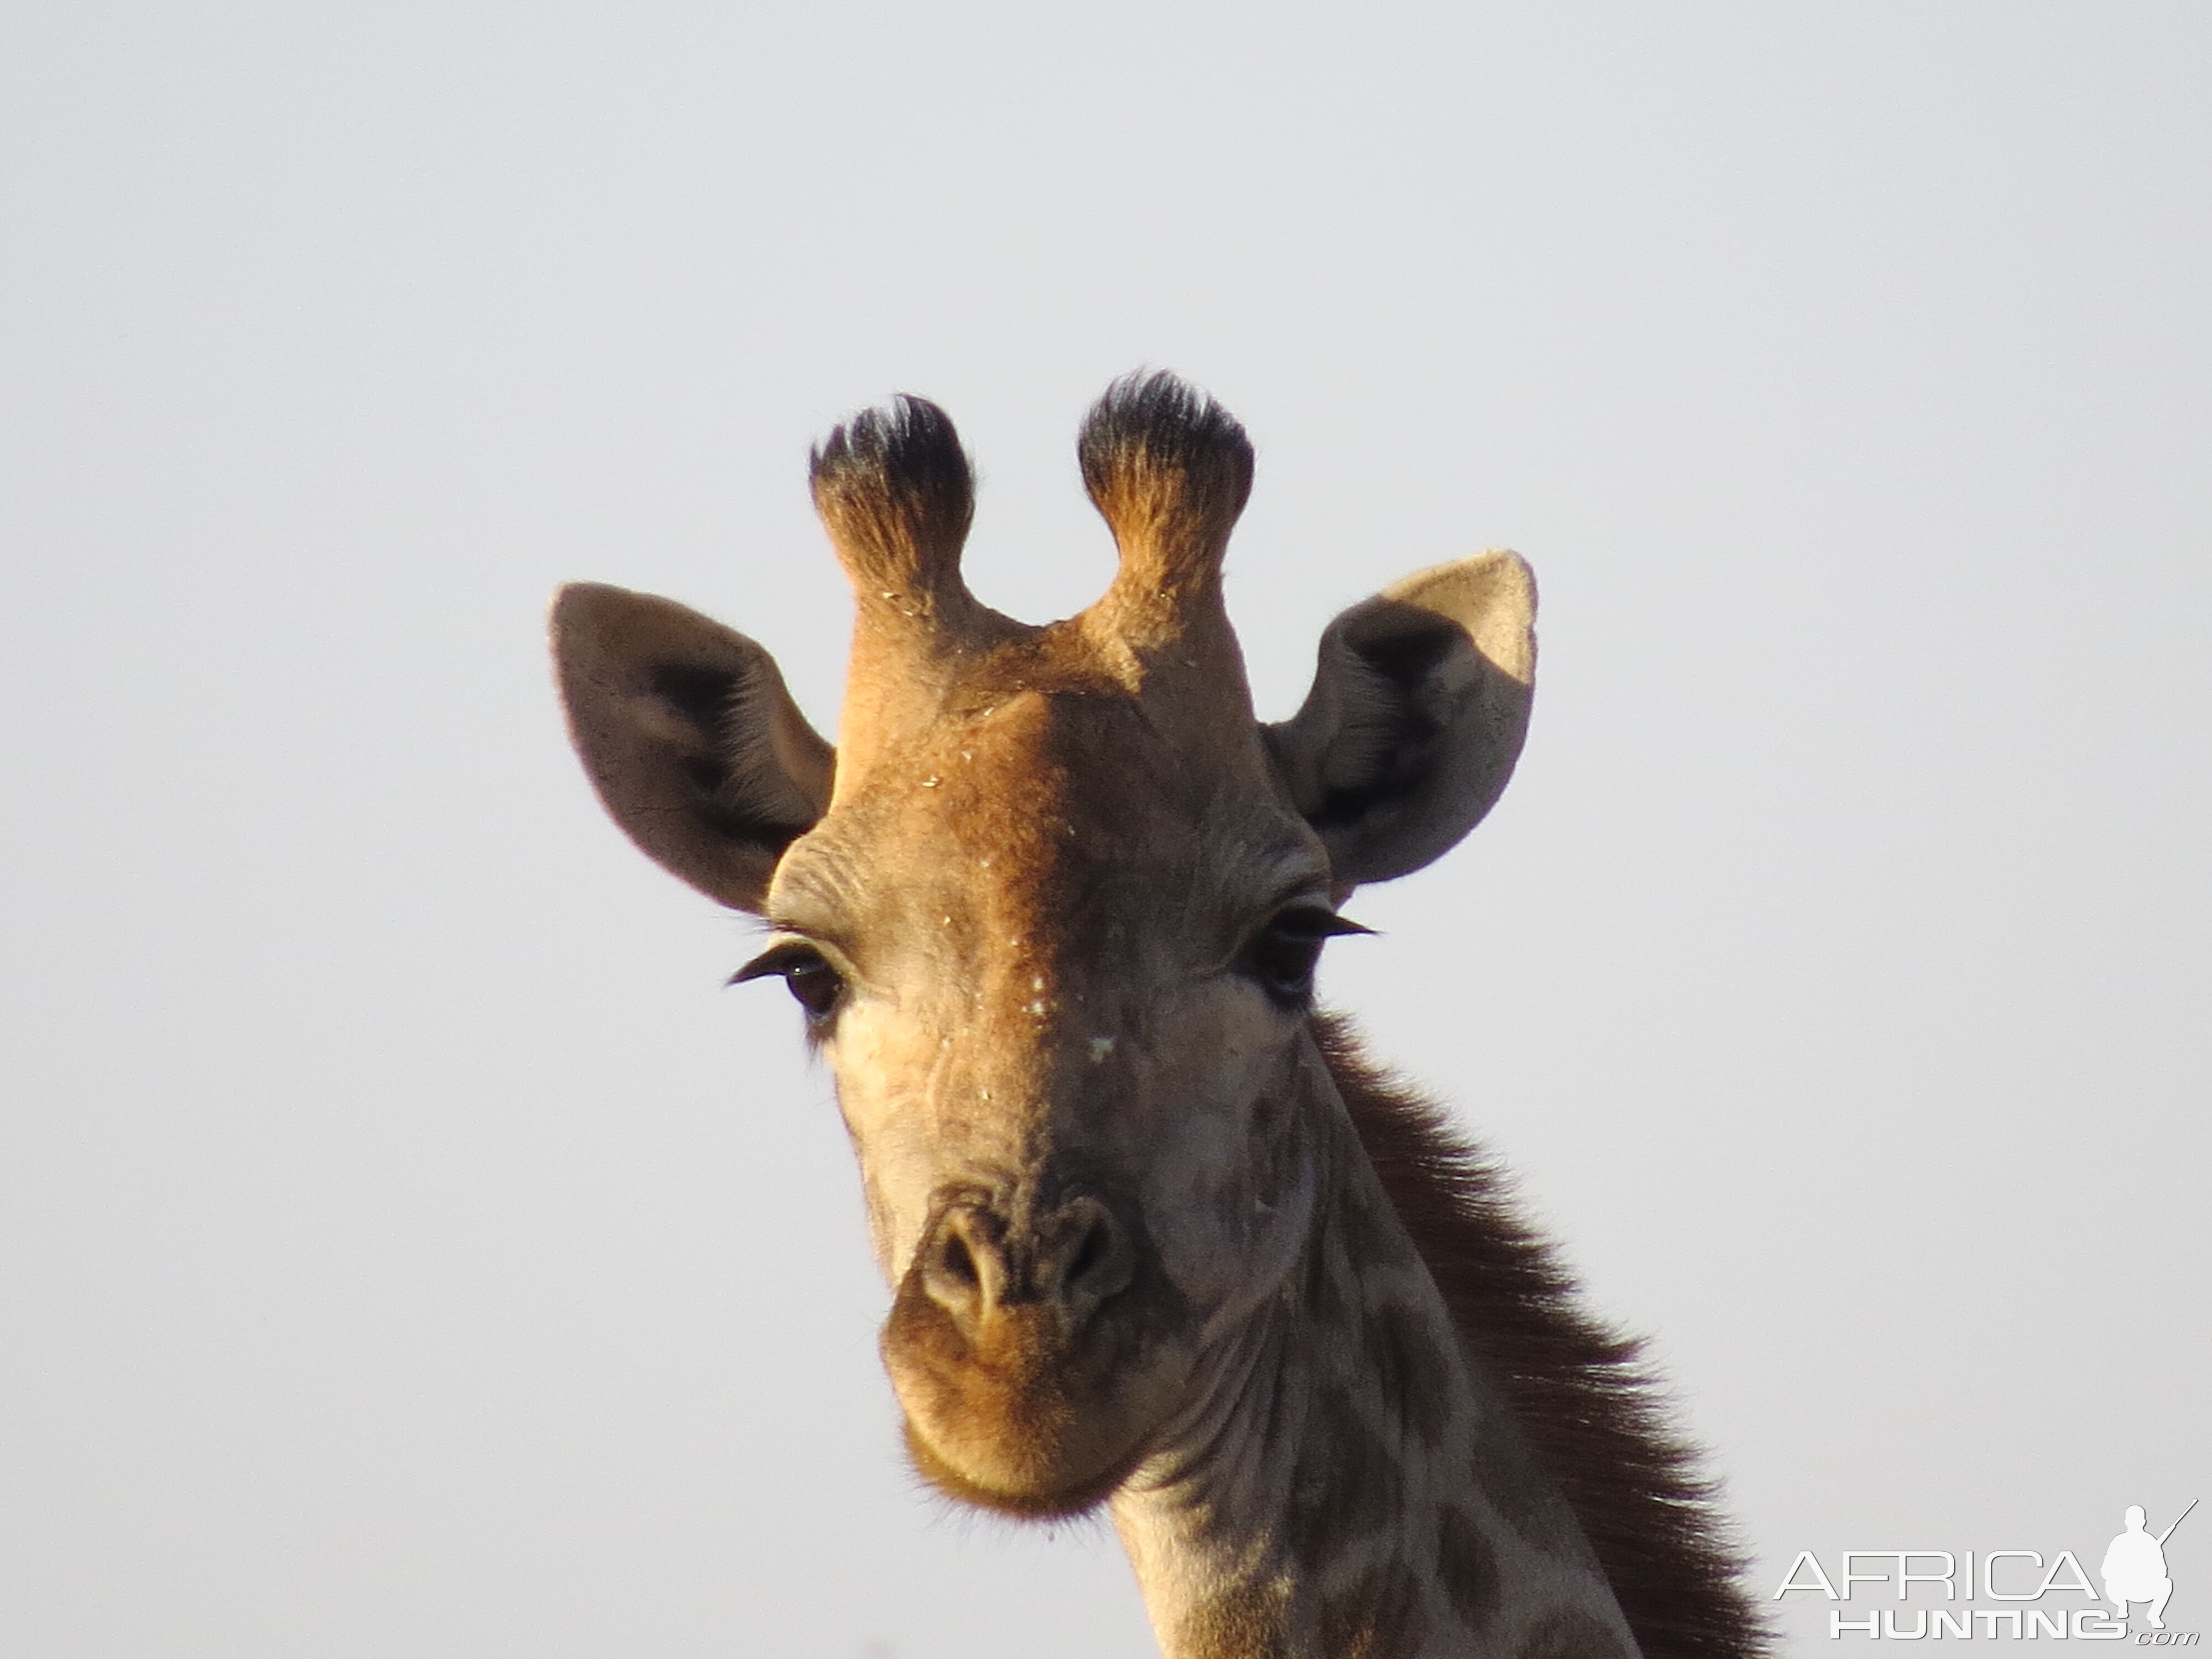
[552,583,834,913]
[1262,551,1536,889]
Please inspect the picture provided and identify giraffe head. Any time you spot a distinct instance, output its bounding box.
[553,374,1536,1517]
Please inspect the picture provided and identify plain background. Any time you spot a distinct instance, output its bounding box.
[4,4,2205,1653]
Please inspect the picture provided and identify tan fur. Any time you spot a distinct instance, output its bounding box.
[551,374,1764,1658]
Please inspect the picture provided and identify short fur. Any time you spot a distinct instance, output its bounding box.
[1079,370,1255,581]
[556,374,1765,1658]
[1317,1015,1766,1659]
[810,393,977,603]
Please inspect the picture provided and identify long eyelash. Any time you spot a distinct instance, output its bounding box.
[729,938,818,985]
[1302,912,1376,939]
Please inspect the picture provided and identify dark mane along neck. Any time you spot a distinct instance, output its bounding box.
[1312,1015,1766,1659]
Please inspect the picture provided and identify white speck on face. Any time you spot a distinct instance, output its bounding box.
[1030,975,1046,992]
[1026,1000,1047,1017]
[1089,1036,1116,1064]
[920,775,940,788]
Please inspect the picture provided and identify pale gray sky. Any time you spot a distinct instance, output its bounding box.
[4,4,2205,1655]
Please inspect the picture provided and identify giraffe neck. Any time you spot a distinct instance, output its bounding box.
[1109,1060,1641,1659]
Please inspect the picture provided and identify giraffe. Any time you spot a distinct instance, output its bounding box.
[552,374,1762,1658]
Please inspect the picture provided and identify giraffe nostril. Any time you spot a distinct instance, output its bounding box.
[914,1196,1133,1333]
[918,1204,1013,1323]
[940,1229,979,1289]
[1053,1200,1133,1308]
[1066,1223,1109,1287]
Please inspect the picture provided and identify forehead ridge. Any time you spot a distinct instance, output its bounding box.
[781,665,1322,960]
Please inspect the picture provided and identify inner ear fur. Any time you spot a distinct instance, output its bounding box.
[552,583,833,912]
[1262,551,1536,889]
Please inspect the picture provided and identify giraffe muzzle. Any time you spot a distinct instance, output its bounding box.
[917,1193,1135,1338]
[880,1187,1180,1516]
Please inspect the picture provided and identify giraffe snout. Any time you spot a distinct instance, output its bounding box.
[918,1193,1135,1337]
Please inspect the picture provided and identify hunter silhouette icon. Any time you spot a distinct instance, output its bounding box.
[2105,1501,2195,1629]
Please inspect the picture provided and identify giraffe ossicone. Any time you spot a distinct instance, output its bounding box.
[553,373,1764,1658]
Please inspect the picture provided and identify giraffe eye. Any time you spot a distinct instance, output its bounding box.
[1239,907,1370,1008]
[731,940,846,1023]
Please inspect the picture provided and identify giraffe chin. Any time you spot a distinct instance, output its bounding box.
[896,1414,1148,1520]
[879,1286,1178,1519]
